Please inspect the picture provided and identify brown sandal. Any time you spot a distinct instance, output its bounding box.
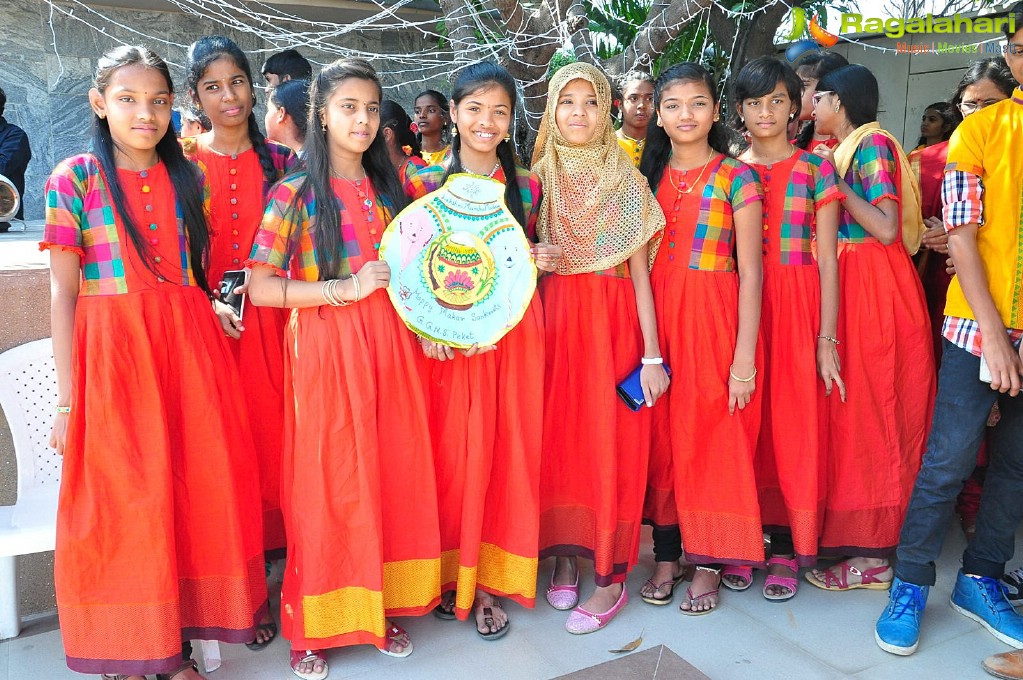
[156,659,203,680]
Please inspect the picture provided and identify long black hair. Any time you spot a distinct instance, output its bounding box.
[915,101,956,146]
[950,57,1017,111]
[639,62,731,194]
[794,52,849,149]
[731,57,802,133]
[186,35,276,186]
[414,89,450,144]
[269,78,310,143]
[441,61,527,230]
[818,64,879,128]
[91,45,212,295]
[380,99,422,158]
[288,58,407,280]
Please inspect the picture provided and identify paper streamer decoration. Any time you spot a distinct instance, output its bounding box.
[379,174,537,348]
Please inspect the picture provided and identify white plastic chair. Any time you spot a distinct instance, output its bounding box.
[0,338,61,639]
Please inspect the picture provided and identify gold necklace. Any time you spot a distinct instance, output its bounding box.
[668,150,716,195]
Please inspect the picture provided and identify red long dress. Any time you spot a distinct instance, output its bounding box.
[538,254,651,585]
[249,176,442,651]
[405,165,544,618]
[44,156,266,676]
[182,138,296,552]
[908,140,953,368]
[643,157,766,566]
[820,133,935,556]
[746,151,843,565]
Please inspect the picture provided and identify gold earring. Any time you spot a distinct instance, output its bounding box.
[713,114,720,121]
[451,125,458,137]
[656,118,662,127]
[834,103,840,113]
[504,133,511,143]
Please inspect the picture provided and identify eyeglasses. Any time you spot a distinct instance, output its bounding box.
[812,91,834,107]
[958,99,1004,115]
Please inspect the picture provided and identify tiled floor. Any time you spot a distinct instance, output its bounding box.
[0,525,1015,679]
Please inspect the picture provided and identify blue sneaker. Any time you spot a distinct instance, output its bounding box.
[951,570,1023,648]
[875,577,929,655]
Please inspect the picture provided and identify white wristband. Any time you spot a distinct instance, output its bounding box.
[641,356,663,365]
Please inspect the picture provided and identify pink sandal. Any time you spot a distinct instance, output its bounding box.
[805,559,892,591]
[721,564,754,592]
[546,570,580,610]
[763,556,799,601]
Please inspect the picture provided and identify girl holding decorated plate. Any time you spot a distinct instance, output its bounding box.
[533,61,669,634]
[248,58,441,680]
[405,60,559,641]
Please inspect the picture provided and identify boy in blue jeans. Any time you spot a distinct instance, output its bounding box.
[875,4,1023,664]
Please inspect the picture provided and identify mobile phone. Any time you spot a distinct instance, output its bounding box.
[979,355,992,383]
[220,269,246,321]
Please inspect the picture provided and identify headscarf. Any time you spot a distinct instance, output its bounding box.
[532,62,664,274]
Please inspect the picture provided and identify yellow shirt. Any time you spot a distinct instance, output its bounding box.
[616,130,644,168]
[944,89,1023,330]
[421,145,450,166]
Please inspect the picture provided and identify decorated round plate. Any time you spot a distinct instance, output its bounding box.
[379,174,537,348]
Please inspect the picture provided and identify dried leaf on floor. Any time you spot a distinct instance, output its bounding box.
[608,630,643,654]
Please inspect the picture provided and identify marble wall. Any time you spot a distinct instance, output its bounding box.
[0,0,443,220]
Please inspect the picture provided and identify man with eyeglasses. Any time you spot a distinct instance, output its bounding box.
[874,4,1023,676]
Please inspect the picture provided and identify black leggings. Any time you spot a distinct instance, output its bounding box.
[769,532,794,556]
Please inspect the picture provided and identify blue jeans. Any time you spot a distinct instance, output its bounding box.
[895,339,1023,586]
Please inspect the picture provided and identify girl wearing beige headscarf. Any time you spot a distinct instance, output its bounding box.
[534,61,669,635]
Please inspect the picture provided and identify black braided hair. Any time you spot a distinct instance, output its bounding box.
[186,35,276,186]
[440,61,527,231]
[640,63,732,194]
[91,45,212,296]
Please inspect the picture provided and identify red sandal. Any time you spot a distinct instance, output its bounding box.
[805,559,892,591]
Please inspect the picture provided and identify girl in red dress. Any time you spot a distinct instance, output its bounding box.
[265,78,311,157]
[248,58,441,680]
[45,45,266,680]
[381,100,427,185]
[637,63,764,615]
[793,52,848,152]
[805,64,935,591]
[406,61,555,640]
[182,38,297,582]
[534,62,669,634]
[733,57,844,601]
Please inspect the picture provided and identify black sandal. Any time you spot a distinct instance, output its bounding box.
[246,601,278,651]
[475,599,510,641]
[433,590,457,620]
[156,659,201,680]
